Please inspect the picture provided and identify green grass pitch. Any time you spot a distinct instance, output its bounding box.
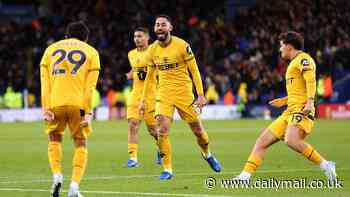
[0,119,349,197]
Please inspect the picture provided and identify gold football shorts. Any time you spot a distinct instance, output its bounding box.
[268,110,314,139]
[127,102,156,125]
[156,91,199,123]
[45,106,92,139]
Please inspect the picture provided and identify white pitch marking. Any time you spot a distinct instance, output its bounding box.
[0,168,347,184]
[0,188,238,197]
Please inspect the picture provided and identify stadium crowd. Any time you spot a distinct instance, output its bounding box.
[0,0,349,109]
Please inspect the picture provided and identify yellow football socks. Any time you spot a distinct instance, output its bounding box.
[196,131,210,157]
[128,143,138,161]
[71,147,88,184]
[243,154,263,173]
[158,134,172,172]
[48,141,62,174]
[302,144,324,165]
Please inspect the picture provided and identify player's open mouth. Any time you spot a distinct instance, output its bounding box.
[156,32,166,36]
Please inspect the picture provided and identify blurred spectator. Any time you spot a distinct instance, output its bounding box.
[4,86,23,109]
[92,88,101,119]
[106,89,117,119]
[223,89,235,105]
[114,90,127,119]
[4,87,16,108]
[27,92,36,108]
[237,83,248,104]
[0,95,3,108]
[205,78,219,104]
[317,74,333,103]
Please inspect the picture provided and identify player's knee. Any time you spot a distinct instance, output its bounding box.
[156,116,170,134]
[159,125,169,134]
[49,133,63,142]
[189,121,203,136]
[73,138,86,148]
[128,120,140,132]
[159,123,170,134]
[284,137,298,150]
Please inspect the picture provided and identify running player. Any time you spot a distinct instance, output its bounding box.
[235,31,337,183]
[139,15,221,180]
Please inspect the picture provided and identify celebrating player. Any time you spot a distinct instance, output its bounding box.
[40,21,100,197]
[235,31,337,183]
[125,27,160,167]
[139,15,221,180]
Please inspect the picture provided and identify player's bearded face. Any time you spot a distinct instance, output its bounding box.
[154,18,172,42]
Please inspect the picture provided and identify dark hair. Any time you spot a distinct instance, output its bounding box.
[279,31,304,50]
[65,21,90,41]
[155,14,172,24]
[134,27,149,35]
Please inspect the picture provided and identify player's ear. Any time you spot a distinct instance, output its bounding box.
[286,44,292,51]
[169,23,173,32]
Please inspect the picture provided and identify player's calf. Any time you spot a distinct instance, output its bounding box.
[236,129,277,179]
[189,121,210,156]
[284,137,306,153]
[127,119,140,163]
[284,126,308,153]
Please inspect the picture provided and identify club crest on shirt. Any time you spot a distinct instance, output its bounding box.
[301,58,310,67]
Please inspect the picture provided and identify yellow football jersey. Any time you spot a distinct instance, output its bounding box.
[146,36,203,95]
[285,52,316,113]
[127,47,156,106]
[40,38,100,113]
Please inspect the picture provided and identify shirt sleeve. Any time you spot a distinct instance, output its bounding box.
[126,51,133,76]
[300,57,316,99]
[298,56,315,72]
[184,43,204,96]
[141,64,156,100]
[83,50,101,113]
[144,44,155,67]
[141,45,157,100]
[40,48,50,67]
[183,43,195,62]
[89,49,101,71]
[40,48,51,109]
